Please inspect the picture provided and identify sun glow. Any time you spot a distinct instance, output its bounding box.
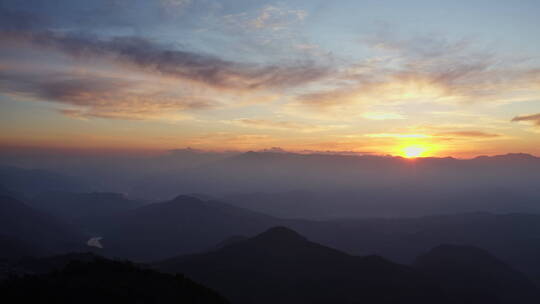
[402,145,427,158]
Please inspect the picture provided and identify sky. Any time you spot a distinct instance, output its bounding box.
[0,0,539,158]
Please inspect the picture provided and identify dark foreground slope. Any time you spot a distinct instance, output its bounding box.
[0,256,230,304]
[414,244,540,304]
[156,227,445,304]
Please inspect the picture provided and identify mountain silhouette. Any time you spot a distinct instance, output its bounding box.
[0,255,230,304]
[0,184,23,200]
[1,252,99,278]
[30,191,145,221]
[129,152,540,213]
[0,195,86,257]
[156,226,445,304]
[414,244,540,303]
[0,235,40,259]
[0,166,89,195]
[304,213,540,282]
[212,235,248,250]
[93,195,277,260]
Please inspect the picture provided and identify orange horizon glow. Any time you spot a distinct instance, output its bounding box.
[1,141,538,160]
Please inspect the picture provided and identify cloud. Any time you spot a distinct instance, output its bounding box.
[233,118,309,130]
[183,132,277,149]
[160,0,191,10]
[0,68,218,120]
[222,4,307,32]
[364,131,501,140]
[434,131,501,138]
[365,32,473,60]
[0,8,44,31]
[157,0,192,18]
[227,118,343,133]
[0,25,329,92]
[294,33,540,112]
[214,3,323,63]
[365,133,430,139]
[512,113,540,126]
[297,73,454,111]
[297,87,361,109]
[0,4,328,121]
[362,112,405,120]
[249,5,307,31]
[0,0,201,31]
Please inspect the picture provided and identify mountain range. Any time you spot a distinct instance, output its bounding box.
[2,189,540,303]
[156,227,539,304]
[0,195,86,258]
[3,151,539,218]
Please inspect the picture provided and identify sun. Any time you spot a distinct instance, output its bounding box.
[403,146,426,158]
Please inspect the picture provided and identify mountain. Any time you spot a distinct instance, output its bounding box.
[91,195,278,260]
[0,236,40,259]
[0,255,230,304]
[128,152,540,217]
[129,152,408,200]
[29,191,146,221]
[213,235,248,250]
[3,151,540,217]
[298,213,540,283]
[156,226,445,304]
[0,149,235,195]
[0,166,90,196]
[0,252,99,278]
[0,195,87,257]
[0,184,24,200]
[222,186,540,219]
[59,193,540,283]
[414,244,540,303]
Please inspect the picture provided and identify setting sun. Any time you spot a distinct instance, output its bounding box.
[403,146,427,158]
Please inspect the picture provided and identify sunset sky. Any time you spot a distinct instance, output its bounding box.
[1,0,539,158]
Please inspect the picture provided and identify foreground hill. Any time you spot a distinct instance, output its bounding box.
[0,255,230,304]
[414,244,540,303]
[0,195,86,258]
[156,227,445,304]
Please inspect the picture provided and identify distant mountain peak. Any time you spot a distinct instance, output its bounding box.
[475,153,538,161]
[213,235,248,249]
[244,150,258,156]
[414,244,516,274]
[251,226,308,243]
[417,244,499,264]
[143,195,208,213]
[236,150,292,161]
[170,195,204,204]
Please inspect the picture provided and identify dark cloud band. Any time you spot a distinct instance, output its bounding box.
[0,27,329,91]
[512,113,540,126]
